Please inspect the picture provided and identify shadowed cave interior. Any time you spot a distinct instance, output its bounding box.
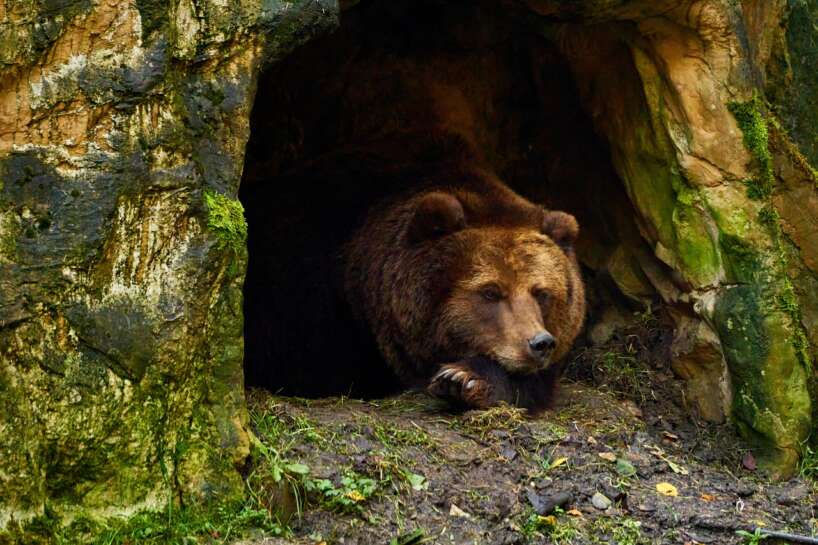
[239,0,663,398]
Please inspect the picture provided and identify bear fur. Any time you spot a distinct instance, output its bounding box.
[342,165,585,411]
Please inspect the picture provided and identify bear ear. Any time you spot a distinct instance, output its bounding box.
[407,191,466,244]
[541,210,579,250]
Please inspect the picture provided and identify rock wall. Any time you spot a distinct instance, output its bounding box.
[539,0,814,475]
[0,0,337,525]
[1,0,818,525]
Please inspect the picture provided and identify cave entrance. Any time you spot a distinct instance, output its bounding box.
[239,0,661,398]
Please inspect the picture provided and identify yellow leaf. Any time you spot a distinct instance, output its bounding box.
[345,490,366,502]
[566,508,583,517]
[656,482,678,497]
[538,515,557,527]
[598,452,617,462]
[550,457,569,469]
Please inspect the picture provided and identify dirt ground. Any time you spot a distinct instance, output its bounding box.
[239,350,818,545]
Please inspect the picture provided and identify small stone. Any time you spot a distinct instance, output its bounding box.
[527,489,573,515]
[500,446,517,461]
[591,492,612,510]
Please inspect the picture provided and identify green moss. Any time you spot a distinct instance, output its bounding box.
[713,284,812,472]
[727,93,813,371]
[776,259,814,372]
[729,95,774,199]
[719,233,762,283]
[204,190,247,254]
[672,200,722,283]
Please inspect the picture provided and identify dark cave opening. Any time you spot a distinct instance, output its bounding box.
[239,0,651,398]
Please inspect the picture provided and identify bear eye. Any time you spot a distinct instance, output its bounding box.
[532,287,551,303]
[479,284,504,302]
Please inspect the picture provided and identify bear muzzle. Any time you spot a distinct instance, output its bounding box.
[527,330,556,362]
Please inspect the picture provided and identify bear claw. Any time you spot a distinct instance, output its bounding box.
[428,364,494,408]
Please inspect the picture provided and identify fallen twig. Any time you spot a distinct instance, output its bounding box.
[757,528,818,544]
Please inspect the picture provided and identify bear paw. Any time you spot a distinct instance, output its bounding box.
[427,364,496,409]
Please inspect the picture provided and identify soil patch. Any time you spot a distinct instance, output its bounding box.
[240,375,817,545]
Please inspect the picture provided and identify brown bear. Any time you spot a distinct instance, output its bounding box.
[342,166,585,411]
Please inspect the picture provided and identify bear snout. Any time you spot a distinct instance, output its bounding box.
[527,330,556,360]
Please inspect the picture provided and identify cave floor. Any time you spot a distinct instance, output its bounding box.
[239,374,818,545]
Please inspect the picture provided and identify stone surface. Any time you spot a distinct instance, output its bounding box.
[591,492,612,511]
[670,314,732,423]
[550,1,814,475]
[0,0,338,527]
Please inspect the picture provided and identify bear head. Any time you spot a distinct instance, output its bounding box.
[407,191,583,375]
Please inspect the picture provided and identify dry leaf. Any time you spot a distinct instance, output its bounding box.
[539,515,557,527]
[566,508,583,517]
[656,482,678,497]
[700,493,716,502]
[587,436,598,445]
[662,431,679,441]
[598,452,617,462]
[450,503,471,518]
[648,444,688,475]
[666,459,689,476]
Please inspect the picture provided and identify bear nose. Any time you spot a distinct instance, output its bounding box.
[528,331,556,358]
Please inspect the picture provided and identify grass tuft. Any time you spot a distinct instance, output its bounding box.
[461,403,527,438]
